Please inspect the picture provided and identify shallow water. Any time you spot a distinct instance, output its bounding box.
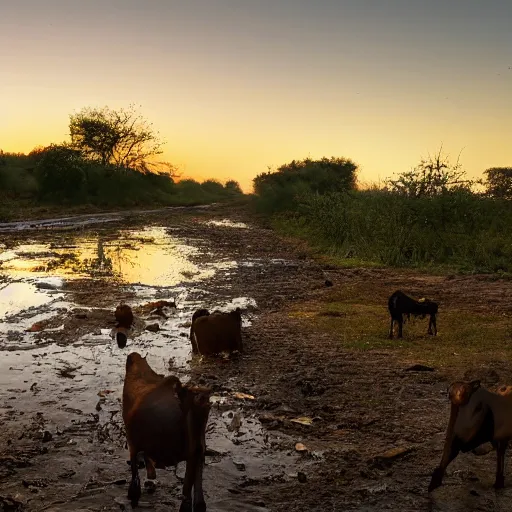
[0,217,304,511]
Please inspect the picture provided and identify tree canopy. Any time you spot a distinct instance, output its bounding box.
[484,167,512,199]
[69,105,164,172]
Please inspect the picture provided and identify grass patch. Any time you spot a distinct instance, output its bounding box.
[289,287,512,372]
[254,188,512,275]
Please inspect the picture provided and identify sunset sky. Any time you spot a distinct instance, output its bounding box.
[1,0,511,192]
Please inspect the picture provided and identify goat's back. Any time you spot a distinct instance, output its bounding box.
[123,352,165,421]
[193,310,242,354]
[126,376,187,466]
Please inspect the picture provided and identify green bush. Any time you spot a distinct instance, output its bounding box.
[253,157,358,213]
[35,145,86,202]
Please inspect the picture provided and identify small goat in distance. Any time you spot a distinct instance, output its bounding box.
[388,290,438,339]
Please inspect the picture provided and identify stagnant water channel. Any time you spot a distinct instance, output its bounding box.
[0,211,312,511]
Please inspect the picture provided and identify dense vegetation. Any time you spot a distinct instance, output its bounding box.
[253,153,512,273]
[0,105,244,221]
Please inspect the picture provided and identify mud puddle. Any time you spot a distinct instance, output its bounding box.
[0,204,216,233]
[0,215,309,511]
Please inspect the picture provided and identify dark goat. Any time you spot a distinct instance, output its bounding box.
[387,290,438,339]
[429,380,512,492]
[123,352,211,510]
[115,304,134,348]
[190,308,243,355]
[189,309,210,352]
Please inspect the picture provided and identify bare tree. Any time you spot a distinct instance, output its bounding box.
[386,146,472,197]
[148,160,182,179]
[69,104,165,172]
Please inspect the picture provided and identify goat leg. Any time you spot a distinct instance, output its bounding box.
[429,404,461,492]
[128,451,142,507]
[397,316,404,338]
[495,441,507,489]
[192,457,206,512]
[180,447,198,512]
[144,455,156,480]
[428,314,437,336]
[388,318,395,339]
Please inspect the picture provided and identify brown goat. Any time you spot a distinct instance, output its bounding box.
[115,304,134,349]
[190,308,242,356]
[123,352,211,510]
[429,380,512,492]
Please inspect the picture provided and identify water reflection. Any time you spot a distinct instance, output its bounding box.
[0,227,235,286]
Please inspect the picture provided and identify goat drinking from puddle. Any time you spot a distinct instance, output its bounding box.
[190,308,243,355]
[114,304,134,348]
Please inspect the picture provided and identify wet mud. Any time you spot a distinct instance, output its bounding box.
[2,204,512,511]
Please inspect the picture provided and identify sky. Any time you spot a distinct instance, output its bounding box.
[1,0,511,192]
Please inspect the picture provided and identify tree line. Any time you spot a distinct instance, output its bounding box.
[252,151,512,272]
[0,105,243,209]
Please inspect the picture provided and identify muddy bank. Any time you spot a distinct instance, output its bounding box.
[0,205,325,511]
[2,204,512,511]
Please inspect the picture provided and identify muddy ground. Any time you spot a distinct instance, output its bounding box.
[1,204,512,511]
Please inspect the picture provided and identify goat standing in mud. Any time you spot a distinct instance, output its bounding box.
[388,290,438,339]
[429,380,512,492]
[114,304,134,348]
[190,308,243,355]
[123,352,211,510]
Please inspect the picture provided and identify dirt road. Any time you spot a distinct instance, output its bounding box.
[1,204,512,511]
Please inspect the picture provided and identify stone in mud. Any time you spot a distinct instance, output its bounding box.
[35,282,58,290]
[405,364,435,372]
[228,411,242,432]
[233,461,246,471]
[42,431,53,443]
[472,443,494,456]
[371,446,414,465]
[145,323,160,332]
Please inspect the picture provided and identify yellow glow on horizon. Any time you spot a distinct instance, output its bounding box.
[1,76,510,195]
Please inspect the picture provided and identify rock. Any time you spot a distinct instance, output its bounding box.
[26,323,44,332]
[472,443,494,456]
[233,461,246,472]
[258,413,284,424]
[36,282,57,290]
[228,412,242,432]
[295,443,308,453]
[42,431,53,443]
[371,446,414,465]
[405,364,435,372]
[145,323,160,332]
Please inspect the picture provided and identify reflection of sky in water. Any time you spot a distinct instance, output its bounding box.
[0,227,235,287]
[0,281,59,318]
